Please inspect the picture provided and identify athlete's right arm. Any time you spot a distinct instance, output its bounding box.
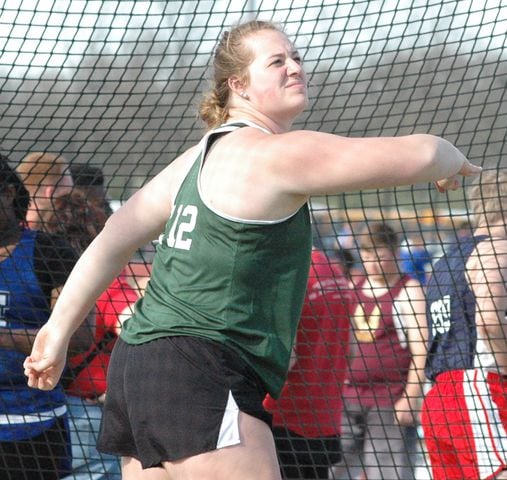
[256,129,482,196]
[24,145,199,390]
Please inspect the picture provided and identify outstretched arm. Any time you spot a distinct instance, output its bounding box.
[262,130,481,196]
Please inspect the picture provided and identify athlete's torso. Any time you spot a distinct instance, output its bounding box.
[122,122,313,396]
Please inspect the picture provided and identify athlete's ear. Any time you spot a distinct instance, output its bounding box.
[228,75,247,97]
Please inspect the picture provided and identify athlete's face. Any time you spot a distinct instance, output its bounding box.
[242,30,309,123]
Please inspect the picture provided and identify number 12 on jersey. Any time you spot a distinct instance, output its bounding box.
[165,204,198,251]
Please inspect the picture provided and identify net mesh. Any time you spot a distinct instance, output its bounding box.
[0,1,505,478]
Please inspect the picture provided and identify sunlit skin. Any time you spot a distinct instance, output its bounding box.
[228,29,309,133]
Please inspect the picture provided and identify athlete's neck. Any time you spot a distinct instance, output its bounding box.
[227,109,293,134]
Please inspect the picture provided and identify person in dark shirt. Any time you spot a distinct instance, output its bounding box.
[422,168,507,480]
[264,248,352,479]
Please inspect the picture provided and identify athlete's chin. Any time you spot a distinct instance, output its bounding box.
[288,97,309,117]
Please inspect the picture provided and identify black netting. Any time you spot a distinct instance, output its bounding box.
[0,2,505,479]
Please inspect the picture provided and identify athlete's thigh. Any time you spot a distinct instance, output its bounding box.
[163,412,282,480]
[122,456,170,480]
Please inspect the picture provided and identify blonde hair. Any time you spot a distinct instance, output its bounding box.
[467,168,507,228]
[16,152,70,194]
[199,20,282,130]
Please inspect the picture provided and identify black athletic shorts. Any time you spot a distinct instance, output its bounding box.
[97,336,271,469]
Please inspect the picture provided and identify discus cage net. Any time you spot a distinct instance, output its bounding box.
[0,1,505,479]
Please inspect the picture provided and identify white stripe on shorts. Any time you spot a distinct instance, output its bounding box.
[217,390,241,449]
[463,369,507,479]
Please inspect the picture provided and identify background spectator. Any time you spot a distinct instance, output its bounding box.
[16,152,74,231]
[0,155,88,479]
[70,164,113,217]
[337,222,427,480]
[264,247,352,479]
[422,169,507,480]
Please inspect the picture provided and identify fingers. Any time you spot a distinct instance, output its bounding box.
[435,158,483,193]
[25,369,58,390]
[26,369,51,390]
[434,177,460,193]
[24,357,60,391]
[459,159,482,176]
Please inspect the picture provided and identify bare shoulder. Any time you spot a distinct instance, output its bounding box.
[467,238,507,290]
[203,128,309,219]
[469,238,507,268]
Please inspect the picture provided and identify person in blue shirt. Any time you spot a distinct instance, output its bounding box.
[422,169,507,480]
[0,155,92,480]
[400,242,432,285]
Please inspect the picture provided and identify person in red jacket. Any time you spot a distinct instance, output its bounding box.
[264,247,353,479]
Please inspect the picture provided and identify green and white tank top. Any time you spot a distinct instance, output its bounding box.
[121,121,312,397]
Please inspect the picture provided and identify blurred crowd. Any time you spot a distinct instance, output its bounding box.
[1,151,505,480]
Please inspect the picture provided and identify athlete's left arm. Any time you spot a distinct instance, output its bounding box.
[24,145,200,391]
[394,278,428,425]
[468,239,507,374]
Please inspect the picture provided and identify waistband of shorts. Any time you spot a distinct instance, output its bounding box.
[433,370,461,383]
